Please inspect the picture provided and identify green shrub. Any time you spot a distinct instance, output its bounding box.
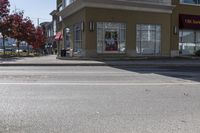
[195,50,200,56]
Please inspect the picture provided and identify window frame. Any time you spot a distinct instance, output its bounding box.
[179,29,200,55]
[136,24,161,55]
[96,22,127,54]
[73,23,82,54]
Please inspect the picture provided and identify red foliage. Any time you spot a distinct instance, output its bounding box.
[9,11,25,41]
[23,18,36,46]
[5,11,46,50]
[0,13,13,36]
[0,0,11,36]
[0,0,10,17]
[0,4,46,51]
[31,27,46,49]
[0,11,36,42]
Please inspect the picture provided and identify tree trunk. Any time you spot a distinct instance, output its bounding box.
[27,44,30,56]
[2,35,6,57]
[17,41,20,57]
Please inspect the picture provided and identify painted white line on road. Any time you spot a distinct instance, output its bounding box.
[0,82,199,86]
[0,71,135,74]
[0,71,186,74]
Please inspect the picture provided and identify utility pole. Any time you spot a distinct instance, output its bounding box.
[14,6,16,12]
[37,18,40,27]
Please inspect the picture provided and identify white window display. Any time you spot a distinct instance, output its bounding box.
[97,22,126,54]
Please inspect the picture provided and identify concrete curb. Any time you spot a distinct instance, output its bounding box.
[0,63,107,66]
[0,63,200,67]
[57,56,200,61]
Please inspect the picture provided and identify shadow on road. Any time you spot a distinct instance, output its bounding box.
[110,65,200,82]
[0,57,25,62]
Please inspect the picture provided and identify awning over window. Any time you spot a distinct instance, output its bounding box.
[55,32,62,41]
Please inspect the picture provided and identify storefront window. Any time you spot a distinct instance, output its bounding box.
[136,24,161,55]
[53,20,56,36]
[179,30,200,55]
[64,27,71,49]
[97,22,126,54]
[196,31,200,51]
[180,0,200,5]
[74,23,82,55]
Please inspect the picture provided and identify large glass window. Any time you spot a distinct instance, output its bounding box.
[53,20,56,36]
[64,27,71,49]
[74,23,82,55]
[179,30,200,55]
[97,22,126,54]
[180,0,200,5]
[136,24,161,55]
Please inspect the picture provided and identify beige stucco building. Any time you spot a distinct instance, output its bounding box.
[55,0,200,58]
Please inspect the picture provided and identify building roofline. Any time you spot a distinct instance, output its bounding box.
[58,0,175,19]
[50,10,58,16]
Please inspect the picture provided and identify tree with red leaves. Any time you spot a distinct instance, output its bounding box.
[0,0,10,55]
[10,11,24,39]
[23,18,35,43]
[0,1,46,56]
[8,11,46,55]
[22,18,36,55]
[0,11,34,56]
[9,11,26,56]
[32,27,46,50]
[0,0,10,18]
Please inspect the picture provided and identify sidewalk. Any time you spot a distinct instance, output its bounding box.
[0,55,200,67]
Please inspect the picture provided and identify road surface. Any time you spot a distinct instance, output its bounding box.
[0,66,200,133]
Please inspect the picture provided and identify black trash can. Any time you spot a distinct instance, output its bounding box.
[61,49,66,57]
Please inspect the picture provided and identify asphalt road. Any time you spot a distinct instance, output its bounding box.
[0,66,200,133]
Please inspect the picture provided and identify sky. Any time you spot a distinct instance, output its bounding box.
[9,0,56,26]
